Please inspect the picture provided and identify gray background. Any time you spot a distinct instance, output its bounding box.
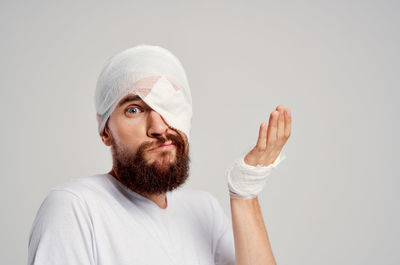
[1,0,399,264]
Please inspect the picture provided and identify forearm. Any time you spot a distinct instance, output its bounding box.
[227,106,291,265]
[230,196,276,265]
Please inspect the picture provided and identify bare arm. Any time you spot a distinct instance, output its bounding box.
[231,197,276,265]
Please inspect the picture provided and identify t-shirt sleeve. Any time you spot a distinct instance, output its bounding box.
[207,192,236,265]
[28,190,96,265]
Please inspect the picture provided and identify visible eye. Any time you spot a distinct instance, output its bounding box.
[125,106,143,115]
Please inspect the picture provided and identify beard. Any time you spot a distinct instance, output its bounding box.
[110,131,190,196]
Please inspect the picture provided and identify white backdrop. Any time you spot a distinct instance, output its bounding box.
[1,0,399,264]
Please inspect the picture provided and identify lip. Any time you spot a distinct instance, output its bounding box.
[149,141,175,152]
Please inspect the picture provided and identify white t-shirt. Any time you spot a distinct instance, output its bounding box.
[28,174,235,265]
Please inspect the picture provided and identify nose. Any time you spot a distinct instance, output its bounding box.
[147,110,170,138]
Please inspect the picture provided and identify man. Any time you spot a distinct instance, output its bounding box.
[28,44,291,265]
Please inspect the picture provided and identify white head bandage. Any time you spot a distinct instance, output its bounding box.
[95,44,193,140]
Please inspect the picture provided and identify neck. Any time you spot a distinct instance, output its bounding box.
[108,169,168,209]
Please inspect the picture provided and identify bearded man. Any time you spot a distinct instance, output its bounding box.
[28,44,291,265]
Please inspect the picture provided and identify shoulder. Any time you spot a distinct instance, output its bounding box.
[52,174,107,193]
[29,178,98,264]
[48,174,111,202]
[30,175,108,237]
[34,175,106,220]
[33,174,111,222]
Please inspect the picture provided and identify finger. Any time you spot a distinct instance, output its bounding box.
[284,108,292,138]
[256,122,267,150]
[266,110,279,146]
[276,104,284,112]
[277,107,285,142]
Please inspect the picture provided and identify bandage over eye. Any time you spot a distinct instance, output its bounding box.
[94,44,193,140]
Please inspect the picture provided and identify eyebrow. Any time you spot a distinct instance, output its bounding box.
[117,95,143,108]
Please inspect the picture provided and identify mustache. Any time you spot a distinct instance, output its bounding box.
[141,133,184,152]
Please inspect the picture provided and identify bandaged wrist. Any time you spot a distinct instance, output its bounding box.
[226,152,287,199]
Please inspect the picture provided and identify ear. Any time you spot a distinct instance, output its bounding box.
[100,124,113,146]
[97,114,113,146]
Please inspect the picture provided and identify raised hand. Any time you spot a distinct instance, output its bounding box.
[244,105,292,167]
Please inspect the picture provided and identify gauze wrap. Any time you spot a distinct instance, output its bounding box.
[95,44,192,140]
[226,149,287,199]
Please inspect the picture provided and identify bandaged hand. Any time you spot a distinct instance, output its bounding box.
[226,105,292,199]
